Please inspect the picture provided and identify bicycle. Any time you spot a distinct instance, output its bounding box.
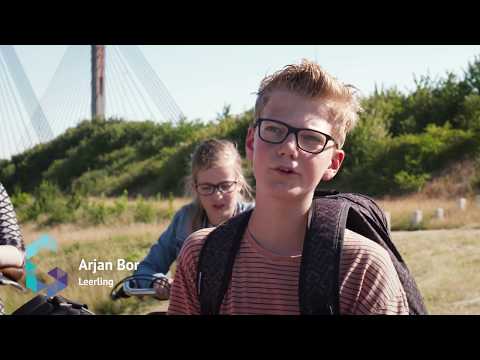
[2,272,171,315]
[110,273,171,315]
[0,269,26,315]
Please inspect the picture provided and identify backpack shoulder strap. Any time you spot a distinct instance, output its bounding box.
[299,196,350,314]
[322,192,428,315]
[197,209,253,315]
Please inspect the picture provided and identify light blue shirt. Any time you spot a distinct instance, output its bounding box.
[134,200,254,282]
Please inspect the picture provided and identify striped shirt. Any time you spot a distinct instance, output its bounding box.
[168,227,409,315]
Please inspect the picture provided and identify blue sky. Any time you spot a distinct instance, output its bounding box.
[13,45,480,123]
[2,45,479,160]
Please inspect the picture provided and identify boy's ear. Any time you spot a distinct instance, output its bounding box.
[322,149,345,182]
[245,127,255,161]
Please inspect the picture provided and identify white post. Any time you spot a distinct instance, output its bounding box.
[458,197,467,211]
[435,208,444,220]
[411,210,423,227]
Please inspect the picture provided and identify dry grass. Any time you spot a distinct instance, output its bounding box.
[2,195,480,315]
[0,197,190,315]
[378,194,480,230]
[0,227,174,315]
[3,226,478,315]
[21,222,169,246]
[93,196,189,211]
[421,159,478,199]
[20,197,191,245]
[393,229,480,315]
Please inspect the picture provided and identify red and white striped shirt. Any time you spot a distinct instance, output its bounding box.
[168,227,409,315]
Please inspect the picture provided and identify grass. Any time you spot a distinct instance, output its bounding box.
[1,195,480,315]
[393,229,480,315]
[0,229,175,315]
[378,194,480,231]
[1,197,188,315]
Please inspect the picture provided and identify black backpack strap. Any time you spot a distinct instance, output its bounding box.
[324,192,428,315]
[197,209,253,315]
[299,196,350,315]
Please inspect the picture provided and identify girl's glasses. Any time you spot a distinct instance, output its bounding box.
[196,181,238,196]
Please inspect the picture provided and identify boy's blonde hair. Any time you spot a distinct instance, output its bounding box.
[254,59,362,148]
[184,139,252,232]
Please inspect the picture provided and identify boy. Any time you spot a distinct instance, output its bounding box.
[168,59,409,315]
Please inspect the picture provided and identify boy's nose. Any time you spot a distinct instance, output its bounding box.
[278,133,298,157]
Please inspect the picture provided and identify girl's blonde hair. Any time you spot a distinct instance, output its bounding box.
[254,59,363,149]
[184,139,252,233]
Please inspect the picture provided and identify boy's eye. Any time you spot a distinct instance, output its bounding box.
[300,132,326,145]
[199,185,213,192]
[264,125,283,134]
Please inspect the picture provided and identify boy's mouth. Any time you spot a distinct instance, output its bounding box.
[273,166,299,175]
[212,204,226,210]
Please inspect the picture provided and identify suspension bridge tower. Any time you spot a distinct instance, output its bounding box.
[91,45,106,120]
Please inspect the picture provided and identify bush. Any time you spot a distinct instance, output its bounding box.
[112,190,129,218]
[44,200,75,226]
[133,196,156,223]
[394,171,431,194]
[82,201,112,225]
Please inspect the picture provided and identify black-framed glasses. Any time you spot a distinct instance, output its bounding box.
[255,118,336,154]
[195,180,238,196]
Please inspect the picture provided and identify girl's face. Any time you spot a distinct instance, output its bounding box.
[195,163,240,226]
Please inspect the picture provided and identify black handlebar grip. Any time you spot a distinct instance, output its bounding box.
[111,284,129,300]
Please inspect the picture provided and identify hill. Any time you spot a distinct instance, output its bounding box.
[2,56,480,199]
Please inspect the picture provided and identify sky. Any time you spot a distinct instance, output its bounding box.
[13,45,480,123]
[2,45,480,159]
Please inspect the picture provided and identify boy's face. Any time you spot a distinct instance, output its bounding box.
[246,89,345,201]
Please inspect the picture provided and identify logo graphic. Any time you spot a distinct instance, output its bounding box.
[25,234,68,296]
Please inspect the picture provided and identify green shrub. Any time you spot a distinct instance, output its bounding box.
[112,190,129,217]
[82,201,112,225]
[133,196,156,223]
[394,171,431,194]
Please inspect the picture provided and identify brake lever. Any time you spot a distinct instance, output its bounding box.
[0,272,27,292]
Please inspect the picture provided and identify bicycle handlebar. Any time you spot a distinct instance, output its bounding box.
[0,272,26,292]
[110,273,170,301]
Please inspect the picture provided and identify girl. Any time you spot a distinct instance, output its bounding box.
[134,139,254,299]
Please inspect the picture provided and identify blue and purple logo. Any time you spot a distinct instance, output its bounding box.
[25,235,68,296]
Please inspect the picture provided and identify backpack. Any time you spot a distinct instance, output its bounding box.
[197,190,428,315]
[12,294,94,315]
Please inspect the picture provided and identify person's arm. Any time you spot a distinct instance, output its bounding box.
[134,208,187,287]
[0,245,24,268]
[0,183,25,252]
[0,183,25,283]
[0,247,24,282]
